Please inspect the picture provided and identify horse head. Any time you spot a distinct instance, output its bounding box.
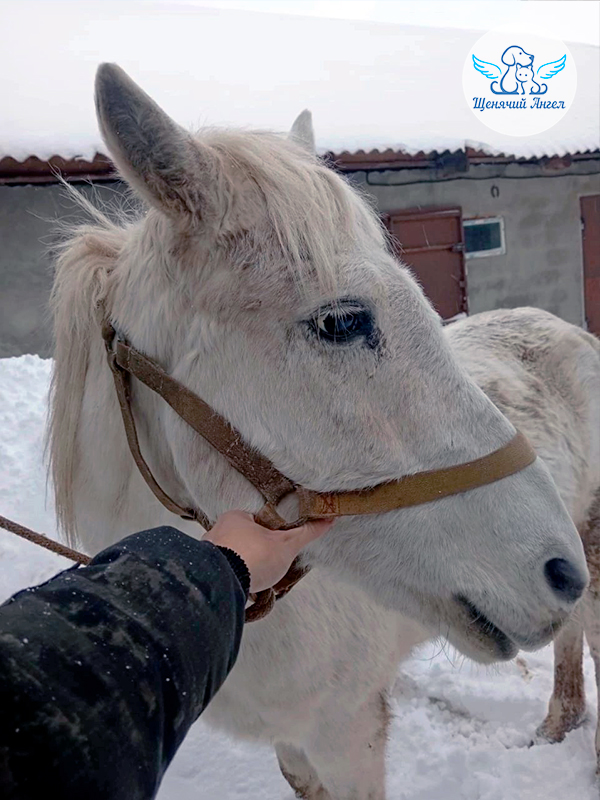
[49,64,587,665]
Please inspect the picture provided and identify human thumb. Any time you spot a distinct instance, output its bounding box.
[287,517,335,552]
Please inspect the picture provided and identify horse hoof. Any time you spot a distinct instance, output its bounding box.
[530,729,564,746]
[533,713,588,745]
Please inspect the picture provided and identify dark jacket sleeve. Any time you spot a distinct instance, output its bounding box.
[0,526,248,800]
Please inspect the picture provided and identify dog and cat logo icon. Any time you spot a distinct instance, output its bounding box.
[472,45,566,97]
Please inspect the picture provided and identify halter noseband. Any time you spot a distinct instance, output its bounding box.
[100,316,537,622]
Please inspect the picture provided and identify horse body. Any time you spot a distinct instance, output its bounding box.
[447,308,600,528]
[47,64,592,798]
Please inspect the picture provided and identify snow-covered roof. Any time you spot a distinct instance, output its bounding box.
[1,1,598,163]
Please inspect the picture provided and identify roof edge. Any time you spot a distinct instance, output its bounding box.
[327,147,600,172]
[0,153,115,185]
[1,148,599,184]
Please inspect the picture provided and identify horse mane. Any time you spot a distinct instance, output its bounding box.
[47,187,128,539]
[47,130,388,541]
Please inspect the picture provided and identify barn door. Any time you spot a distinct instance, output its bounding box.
[384,207,467,320]
[581,195,600,335]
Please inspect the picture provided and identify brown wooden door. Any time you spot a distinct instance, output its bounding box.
[384,207,467,320]
[581,195,600,335]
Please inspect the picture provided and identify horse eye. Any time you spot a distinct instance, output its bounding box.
[311,304,374,343]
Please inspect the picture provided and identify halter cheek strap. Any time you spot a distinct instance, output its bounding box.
[101,317,537,622]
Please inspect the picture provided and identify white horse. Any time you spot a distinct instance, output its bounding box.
[48,64,590,799]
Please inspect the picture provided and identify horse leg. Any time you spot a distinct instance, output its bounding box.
[276,742,329,799]
[582,497,600,772]
[536,608,586,742]
[300,689,390,800]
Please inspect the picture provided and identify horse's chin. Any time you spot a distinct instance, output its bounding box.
[445,617,519,665]
[444,596,564,664]
[447,634,518,664]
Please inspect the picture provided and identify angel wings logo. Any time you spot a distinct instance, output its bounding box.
[462,32,576,137]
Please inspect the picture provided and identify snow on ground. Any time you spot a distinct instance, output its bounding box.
[1,353,599,799]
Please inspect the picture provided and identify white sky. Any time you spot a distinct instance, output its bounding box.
[183,1,600,45]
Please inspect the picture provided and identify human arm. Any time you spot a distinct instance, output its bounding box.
[0,514,332,799]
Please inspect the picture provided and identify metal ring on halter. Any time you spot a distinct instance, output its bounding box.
[253,487,321,531]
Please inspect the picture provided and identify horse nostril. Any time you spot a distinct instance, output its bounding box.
[544,558,587,602]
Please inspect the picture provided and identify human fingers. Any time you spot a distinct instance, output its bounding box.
[283,518,335,553]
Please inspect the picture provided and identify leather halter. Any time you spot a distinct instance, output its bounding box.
[100,316,537,622]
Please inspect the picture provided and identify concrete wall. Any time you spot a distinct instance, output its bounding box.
[0,181,126,358]
[351,160,600,325]
[1,162,599,357]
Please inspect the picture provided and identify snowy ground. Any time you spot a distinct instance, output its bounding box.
[1,353,599,799]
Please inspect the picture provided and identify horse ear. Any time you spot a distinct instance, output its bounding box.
[289,109,316,155]
[95,63,210,218]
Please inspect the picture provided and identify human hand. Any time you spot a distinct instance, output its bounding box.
[204,510,335,593]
